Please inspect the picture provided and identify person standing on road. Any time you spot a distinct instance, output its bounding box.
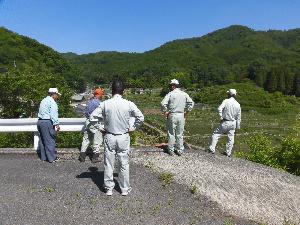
[90,80,144,196]
[208,89,241,157]
[161,79,194,156]
[79,88,104,163]
[37,88,61,163]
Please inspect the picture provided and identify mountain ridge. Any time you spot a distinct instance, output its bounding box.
[61,25,300,96]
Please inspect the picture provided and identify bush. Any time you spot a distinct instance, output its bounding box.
[278,137,300,175]
[0,133,32,148]
[237,134,300,175]
[240,134,280,168]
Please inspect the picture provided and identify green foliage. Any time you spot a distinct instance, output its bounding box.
[44,186,55,193]
[0,133,32,148]
[192,82,300,115]
[63,25,300,96]
[0,27,85,149]
[56,132,83,148]
[238,134,280,168]
[237,135,300,175]
[0,68,73,118]
[159,172,173,187]
[190,184,197,194]
[279,137,300,175]
[0,27,85,92]
[160,71,191,96]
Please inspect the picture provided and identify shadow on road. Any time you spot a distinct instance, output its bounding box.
[76,167,121,193]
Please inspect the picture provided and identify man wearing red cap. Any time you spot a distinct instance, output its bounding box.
[79,88,104,163]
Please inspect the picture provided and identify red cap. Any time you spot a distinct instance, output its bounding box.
[94,88,104,97]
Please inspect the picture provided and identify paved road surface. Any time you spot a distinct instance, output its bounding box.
[0,155,256,225]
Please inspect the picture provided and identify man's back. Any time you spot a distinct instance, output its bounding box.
[85,98,101,118]
[161,89,194,113]
[219,97,241,121]
[97,94,144,135]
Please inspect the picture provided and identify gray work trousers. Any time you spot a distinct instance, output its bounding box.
[80,120,103,154]
[167,113,185,152]
[37,120,57,162]
[103,133,131,193]
[209,120,236,156]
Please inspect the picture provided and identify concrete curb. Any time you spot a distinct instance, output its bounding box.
[0,146,166,160]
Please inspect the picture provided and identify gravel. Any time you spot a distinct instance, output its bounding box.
[0,154,256,225]
[132,148,300,225]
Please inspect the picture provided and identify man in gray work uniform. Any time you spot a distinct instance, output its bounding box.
[208,89,241,157]
[161,79,194,156]
[90,80,144,196]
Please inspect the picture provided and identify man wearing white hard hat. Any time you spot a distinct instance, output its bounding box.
[161,79,194,156]
[37,88,61,163]
[208,89,241,157]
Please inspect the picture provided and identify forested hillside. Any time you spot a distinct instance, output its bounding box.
[0,27,84,118]
[63,25,300,96]
[0,27,84,92]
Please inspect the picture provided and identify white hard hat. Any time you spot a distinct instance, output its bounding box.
[48,88,61,95]
[170,79,179,85]
[227,89,237,95]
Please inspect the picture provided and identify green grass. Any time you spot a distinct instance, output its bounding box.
[159,172,173,187]
[190,184,197,194]
[44,186,55,193]
[126,82,300,175]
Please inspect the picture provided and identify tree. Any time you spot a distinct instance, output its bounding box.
[265,69,278,93]
[0,67,73,118]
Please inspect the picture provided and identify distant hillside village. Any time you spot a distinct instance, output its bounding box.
[70,87,156,116]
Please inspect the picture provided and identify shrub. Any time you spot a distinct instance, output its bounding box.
[237,134,300,175]
[242,134,280,168]
[277,137,300,175]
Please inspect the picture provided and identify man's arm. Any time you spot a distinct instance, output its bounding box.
[129,102,144,132]
[89,103,105,131]
[161,93,171,118]
[185,94,194,111]
[217,100,226,119]
[160,93,170,113]
[50,101,59,128]
[236,106,241,129]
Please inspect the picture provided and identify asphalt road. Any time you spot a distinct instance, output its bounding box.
[0,155,256,225]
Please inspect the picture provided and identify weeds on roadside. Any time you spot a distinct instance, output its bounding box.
[152,204,161,215]
[159,172,173,187]
[190,184,197,194]
[44,186,55,193]
[223,219,234,225]
[167,197,173,207]
[89,197,97,205]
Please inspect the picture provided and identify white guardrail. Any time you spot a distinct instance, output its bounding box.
[0,118,86,150]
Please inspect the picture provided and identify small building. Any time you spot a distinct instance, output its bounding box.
[71,94,84,102]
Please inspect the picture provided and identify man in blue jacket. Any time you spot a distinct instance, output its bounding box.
[37,88,61,163]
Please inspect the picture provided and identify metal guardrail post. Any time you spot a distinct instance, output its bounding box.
[33,132,39,150]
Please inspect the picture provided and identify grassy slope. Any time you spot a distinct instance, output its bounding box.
[126,82,300,153]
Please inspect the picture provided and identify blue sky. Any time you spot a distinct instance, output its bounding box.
[0,0,299,54]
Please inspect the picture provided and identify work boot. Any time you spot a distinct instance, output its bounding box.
[91,153,100,163]
[78,152,86,162]
[168,150,174,156]
[176,150,183,156]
